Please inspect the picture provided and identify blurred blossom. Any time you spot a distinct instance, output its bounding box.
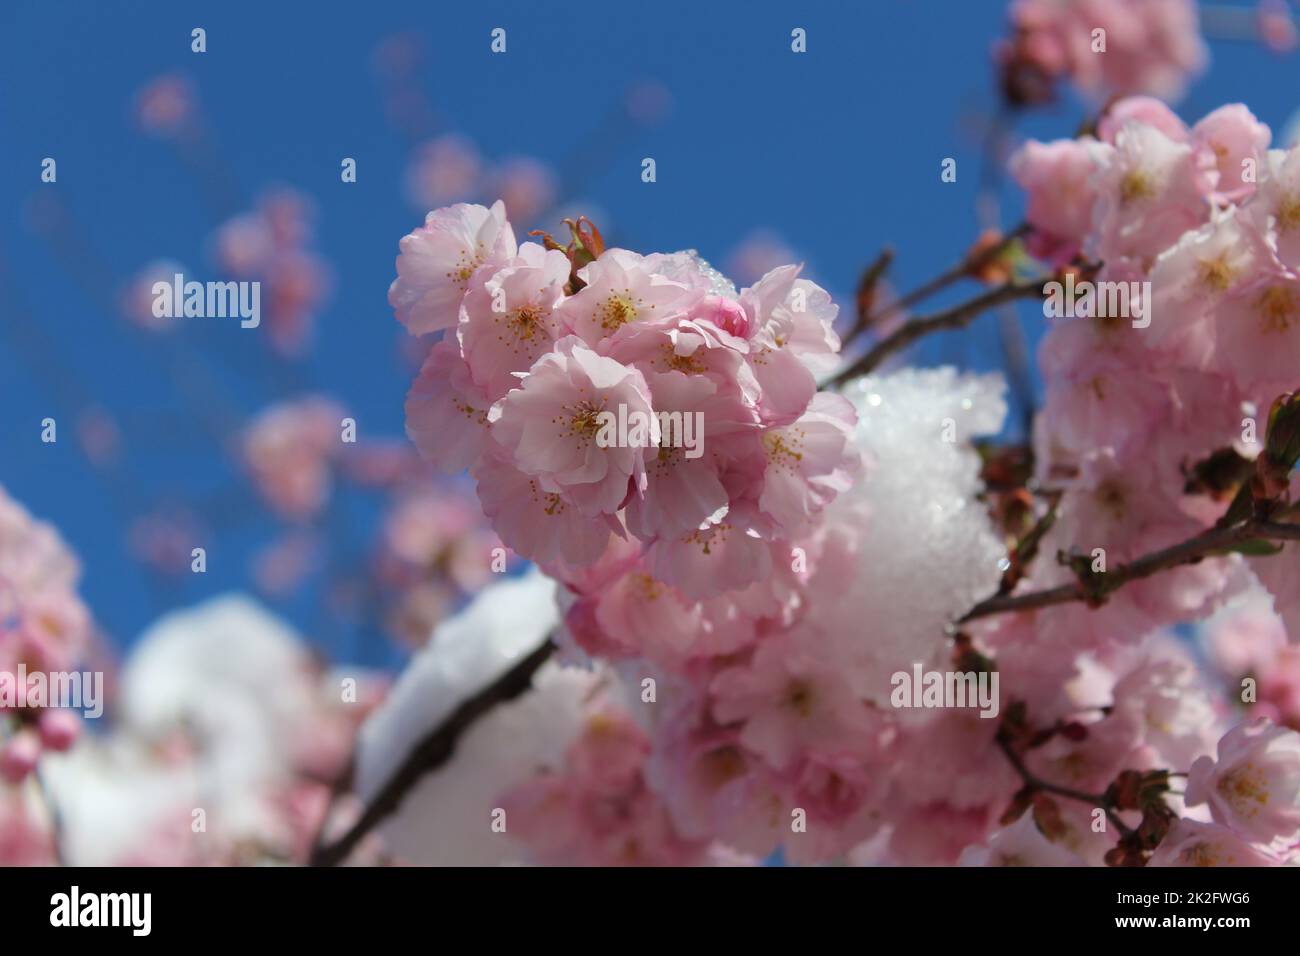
[128,504,203,576]
[75,406,122,468]
[214,212,277,277]
[371,33,436,139]
[1203,593,1300,731]
[0,485,91,677]
[380,488,511,590]
[486,157,558,227]
[120,259,188,331]
[337,439,427,489]
[624,79,673,125]
[252,530,324,597]
[30,596,388,865]
[0,731,41,785]
[724,229,799,288]
[1258,0,1299,53]
[0,793,55,865]
[213,190,332,358]
[242,396,347,521]
[263,248,333,357]
[372,32,424,77]
[133,72,196,137]
[996,0,1206,105]
[404,135,482,210]
[385,580,453,649]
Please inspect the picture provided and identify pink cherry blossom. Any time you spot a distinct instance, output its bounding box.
[711,631,873,770]
[498,708,710,866]
[404,339,494,474]
[242,396,346,520]
[1001,0,1206,103]
[389,200,517,335]
[1009,138,1101,263]
[403,135,482,211]
[489,335,654,517]
[756,392,861,535]
[472,453,621,568]
[1211,270,1300,393]
[1148,818,1281,866]
[1251,145,1300,270]
[739,265,840,424]
[557,249,698,349]
[958,810,1085,866]
[1186,719,1300,851]
[0,485,92,676]
[1192,104,1272,203]
[1097,97,1190,145]
[458,241,572,399]
[1088,121,1211,268]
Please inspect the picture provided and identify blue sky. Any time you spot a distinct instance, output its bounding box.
[0,0,1294,662]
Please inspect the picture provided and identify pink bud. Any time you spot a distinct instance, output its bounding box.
[37,710,81,752]
[0,730,41,784]
[699,295,751,339]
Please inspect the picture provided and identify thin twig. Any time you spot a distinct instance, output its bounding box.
[996,734,1135,839]
[866,222,1029,328]
[962,517,1298,623]
[827,274,1048,387]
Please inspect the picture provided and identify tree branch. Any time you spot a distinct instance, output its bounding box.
[827,275,1048,388]
[995,733,1135,839]
[869,222,1029,327]
[309,637,558,867]
[961,517,1297,623]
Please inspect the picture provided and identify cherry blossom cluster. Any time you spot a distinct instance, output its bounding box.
[1009,95,1299,648]
[931,96,1300,865]
[1,591,388,866]
[214,189,332,357]
[372,102,1300,865]
[0,485,92,783]
[392,200,860,597]
[995,0,1206,105]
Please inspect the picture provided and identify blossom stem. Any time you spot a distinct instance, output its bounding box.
[868,222,1029,327]
[961,516,1299,623]
[995,734,1135,839]
[827,273,1048,387]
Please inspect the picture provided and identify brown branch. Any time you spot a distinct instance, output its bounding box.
[309,637,558,867]
[874,223,1029,323]
[841,247,895,350]
[961,517,1298,623]
[827,274,1048,388]
[995,733,1135,839]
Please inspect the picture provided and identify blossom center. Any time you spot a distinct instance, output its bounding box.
[599,293,639,332]
[783,679,815,718]
[1218,761,1270,817]
[1197,256,1234,292]
[1277,194,1300,234]
[560,399,608,445]
[1119,170,1155,206]
[508,305,545,340]
[1257,285,1298,334]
